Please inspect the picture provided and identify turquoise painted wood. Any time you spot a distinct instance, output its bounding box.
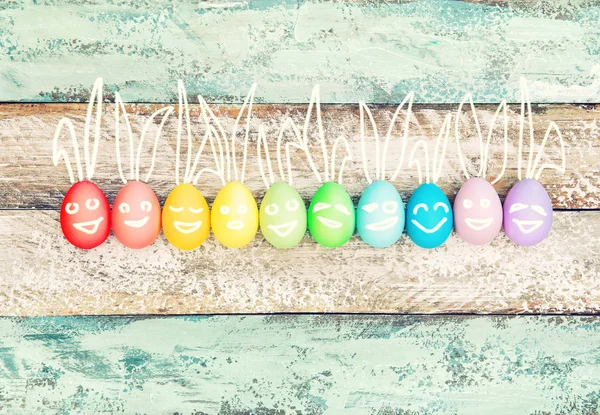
[1,315,600,414]
[1,0,599,103]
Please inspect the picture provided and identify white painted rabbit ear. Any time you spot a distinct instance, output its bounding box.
[408,139,429,185]
[137,105,174,183]
[277,117,318,187]
[331,135,353,185]
[431,113,452,184]
[114,91,134,185]
[532,121,567,181]
[302,85,325,183]
[231,83,257,184]
[175,80,193,185]
[83,77,103,180]
[487,100,509,185]
[518,77,536,180]
[387,91,415,182]
[198,94,228,184]
[257,123,274,189]
[52,117,81,184]
[455,92,484,180]
[359,101,379,184]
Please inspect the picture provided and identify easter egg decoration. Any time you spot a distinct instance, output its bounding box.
[52,77,111,250]
[405,114,454,249]
[257,122,308,248]
[111,92,173,249]
[356,94,414,248]
[503,78,566,247]
[453,94,508,245]
[162,81,217,250]
[201,84,259,248]
[303,86,355,248]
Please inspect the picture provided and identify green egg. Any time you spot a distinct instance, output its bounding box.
[307,181,355,248]
[260,182,307,249]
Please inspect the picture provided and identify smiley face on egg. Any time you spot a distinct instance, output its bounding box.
[60,180,111,250]
[357,180,405,248]
[112,181,162,249]
[307,182,355,248]
[454,178,502,245]
[211,181,259,248]
[162,183,210,250]
[405,183,453,249]
[260,182,307,249]
[503,179,553,246]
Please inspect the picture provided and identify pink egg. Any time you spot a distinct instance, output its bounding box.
[112,181,162,249]
[453,177,502,245]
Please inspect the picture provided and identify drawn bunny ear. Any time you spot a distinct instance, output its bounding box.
[175,80,193,186]
[408,114,452,185]
[52,77,104,184]
[455,93,484,179]
[302,85,326,183]
[484,100,509,185]
[198,94,228,183]
[230,83,257,184]
[359,101,380,184]
[276,117,319,187]
[257,123,275,189]
[115,91,173,184]
[531,121,566,180]
[385,91,414,182]
[330,135,353,185]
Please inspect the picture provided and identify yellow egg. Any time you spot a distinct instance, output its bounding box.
[211,181,258,248]
[162,183,210,250]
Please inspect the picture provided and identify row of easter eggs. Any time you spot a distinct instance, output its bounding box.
[61,176,552,250]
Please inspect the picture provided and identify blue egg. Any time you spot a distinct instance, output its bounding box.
[357,180,405,248]
[405,183,453,249]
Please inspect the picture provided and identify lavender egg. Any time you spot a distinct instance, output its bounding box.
[503,179,553,246]
[454,178,502,245]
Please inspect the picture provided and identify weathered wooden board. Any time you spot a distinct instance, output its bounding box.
[1,210,598,315]
[1,0,599,103]
[1,315,600,414]
[1,103,597,209]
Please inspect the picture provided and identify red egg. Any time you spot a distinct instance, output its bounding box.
[111,181,161,249]
[60,181,111,250]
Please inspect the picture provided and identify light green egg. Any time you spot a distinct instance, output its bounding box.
[260,182,307,249]
[307,181,355,248]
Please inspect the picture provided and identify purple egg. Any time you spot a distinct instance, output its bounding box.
[503,179,553,246]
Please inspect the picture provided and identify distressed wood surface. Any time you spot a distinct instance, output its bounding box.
[1,315,600,414]
[1,0,599,103]
[1,210,598,315]
[1,103,598,209]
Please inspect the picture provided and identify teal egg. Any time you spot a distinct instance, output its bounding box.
[260,182,307,249]
[307,182,355,248]
[405,183,453,249]
[357,180,405,248]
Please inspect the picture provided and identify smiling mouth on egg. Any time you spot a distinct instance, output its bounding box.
[317,216,342,229]
[174,221,202,234]
[411,217,447,234]
[465,217,493,231]
[73,217,104,235]
[268,220,298,237]
[227,220,244,230]
[124,216,149,228]
[512,219,543,234]
[365,216,398,231]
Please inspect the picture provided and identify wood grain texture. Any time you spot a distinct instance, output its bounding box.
[1,210,598,315]
[1,315,600,414]
[1,103,598,209]
[1,0,599,103]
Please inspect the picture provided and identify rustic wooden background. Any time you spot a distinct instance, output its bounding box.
[1,0,600,413]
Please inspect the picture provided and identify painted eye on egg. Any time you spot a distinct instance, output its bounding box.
[362,203,378,213]
[238,205,248,215]
[141,201,152,212]
[265,203,279,216]
[480,198,491,208]
[86,198,100,210]
[169,206,184,213]
[463,199,473,209]
[382,201,398,214]
[334,204,352,216]
[285,199,300,211]
[312,202,331,213]
[65,202,80,215]
[189,207,204,214]
[119,203,130,214]
[413,203,428,215]
[509,203,528,214]
[434,202,449,213]
[220,205,230,215]
[531,205,548,216]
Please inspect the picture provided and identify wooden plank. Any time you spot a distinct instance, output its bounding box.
[1,210,598,315]
[1,315,600,413]
[1,103,598,209]
[1,1,599,103]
